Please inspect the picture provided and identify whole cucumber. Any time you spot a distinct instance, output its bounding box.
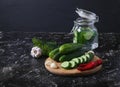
[52,52,62,61]
[49,48,59,58]
[59,50,84,62]
[59,43,83,54]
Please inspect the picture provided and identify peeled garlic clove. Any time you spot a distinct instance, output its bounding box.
[50,63,58,69]
[45,60,52,66]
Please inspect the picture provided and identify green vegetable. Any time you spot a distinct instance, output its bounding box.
[32,37,58,56]
[49,48,59,58]
[87,52,94,61]
[81,55,88,63]
[61,51,94,69]
[78,57,84,64]
[49,48,63,61]
[85,53,90,58]
[59,50,83,62]
[73,27,97,44]
[52,52,62,61]
[83,31,94,40]
[72,58,80,64]
[59,43,83,54]
[78,52,94,64]
[78,30,86,44]
[69,61,77,68]
[61,61,71,69]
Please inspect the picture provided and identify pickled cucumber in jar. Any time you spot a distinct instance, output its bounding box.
[72,9,99,50]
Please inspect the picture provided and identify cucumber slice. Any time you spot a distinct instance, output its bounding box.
[69,61,76,68]
[84,53,91,62]
[72,58,80,64]
[61,61,71,69]
[88,52,94,61]
[85,53,90,58]
[81,55,87,63]
[78,57,84,64]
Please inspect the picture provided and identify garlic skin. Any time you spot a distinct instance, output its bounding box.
[31,46,42,58]
[50,63,58,69]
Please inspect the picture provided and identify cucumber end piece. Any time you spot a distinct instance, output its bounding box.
[61,61,71,69]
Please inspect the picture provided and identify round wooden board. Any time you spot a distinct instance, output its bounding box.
[45,56,102,76]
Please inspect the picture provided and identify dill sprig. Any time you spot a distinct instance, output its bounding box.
[32,37,58,56]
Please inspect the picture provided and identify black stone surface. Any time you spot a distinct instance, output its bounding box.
[0,32,120,87]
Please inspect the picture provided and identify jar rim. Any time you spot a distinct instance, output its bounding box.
[74,17,99,25]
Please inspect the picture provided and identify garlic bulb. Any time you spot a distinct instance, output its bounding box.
[31,46,42,58]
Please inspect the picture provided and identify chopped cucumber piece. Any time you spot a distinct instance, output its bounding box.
[85,53,90,58]
[72,58,80,64]
[84,53,91,62]
[78,57,84,64]
[88,50,94,54]
[69,61,76,68]
[61,61,71,69]
[88,52,94,60]
[81,55,87,63]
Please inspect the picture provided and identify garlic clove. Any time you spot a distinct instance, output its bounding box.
[50,63,58,69]
[45,60,52,66]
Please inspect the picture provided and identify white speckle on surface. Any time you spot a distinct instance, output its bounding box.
[50,81,58,87]
[2,67,12,73]
[0,49,5,55]
[107,68,119,74]
[105,50,114,56]
[0,32,3,39]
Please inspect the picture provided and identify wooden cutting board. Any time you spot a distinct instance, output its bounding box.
[45,56,102,76]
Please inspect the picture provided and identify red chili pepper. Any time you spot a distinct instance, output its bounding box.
[79,63,88,67]
[77,59,102,71]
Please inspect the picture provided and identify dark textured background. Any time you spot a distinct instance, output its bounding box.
[0,32,120,87]
[0,0,120,32]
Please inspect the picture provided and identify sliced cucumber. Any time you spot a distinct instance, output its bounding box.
[85,53,90,58]
[69,61,76,68]
[61,51,95,69]
[61,61,71,69]
[81,55,88,63]
[72,58,80,64]
[84,53,91,62]
[78,57,84,64]
[88,52,94,61]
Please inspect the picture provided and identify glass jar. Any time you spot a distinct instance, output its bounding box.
[71,9,99,50]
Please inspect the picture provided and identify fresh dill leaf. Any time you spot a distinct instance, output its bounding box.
[32,37,58,56]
